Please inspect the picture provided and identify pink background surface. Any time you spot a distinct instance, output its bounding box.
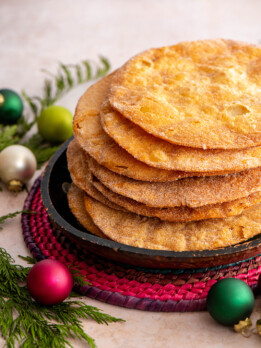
[1,0,261,347]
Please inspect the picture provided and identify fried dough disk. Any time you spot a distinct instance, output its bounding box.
[73,73,249,179]
[67,140,126,212]
[109,39,261,149]
[67,184,107,239]
[101,101,261,172]
[86,153,261,208]
[84,194,261,251]
[68,140,261,221]
[90,175,261,222]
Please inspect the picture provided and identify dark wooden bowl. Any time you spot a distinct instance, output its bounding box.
[41,138,261,269]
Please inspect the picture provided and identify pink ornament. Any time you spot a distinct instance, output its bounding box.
[27,259,73,305]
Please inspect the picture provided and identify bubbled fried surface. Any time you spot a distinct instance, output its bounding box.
[67,183,107,239]
[90,176,261,222]
[87,153,261,208]
[67,140,126,212]
[68,141,261,221]
[109,39,261,149]
[73,74,190,182]
[84,194,261,251]
[101,101,261,172]
[73,74,237,181]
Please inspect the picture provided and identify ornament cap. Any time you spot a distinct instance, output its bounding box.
[256,319,261,336]
[234,317,252,337]
[7,180,24,192]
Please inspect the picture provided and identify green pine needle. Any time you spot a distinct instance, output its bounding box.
[0,125,20,152]
[0,211,32,225]
[95,57,111,78]
[21,134,60,169]
[0,56,110,170]
[71,271,91,287]
[19,256,90,286]
[0,247,124,348]
[39,56,110,109]
[18,255,37,265]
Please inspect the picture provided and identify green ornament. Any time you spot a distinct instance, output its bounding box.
[37,105,73,143]
[206,278,255,326]
[0,89,23,124]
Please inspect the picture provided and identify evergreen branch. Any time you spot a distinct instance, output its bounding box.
[67,263,92,287]
[43,79,53,107]
[83,60,92,80]
[0,117,37,152]
[21,134,60,169]
[18,255,37,265]
[95,56,110,78]
[0,248,124,347]
[0,211,32,225]
[0,125,20,151]
[60,63,74,88]
[55,72,66,92]
[75,64,83,83]
[41,57,111,106]
[71,272,91,287]
[16,115,37,138]
[0,56,110,173]
[21,91,39,118]
[60,301,125,325]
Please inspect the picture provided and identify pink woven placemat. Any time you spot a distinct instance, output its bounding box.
[22,178,261,312]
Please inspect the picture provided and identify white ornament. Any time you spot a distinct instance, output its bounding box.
[0,145,37,191]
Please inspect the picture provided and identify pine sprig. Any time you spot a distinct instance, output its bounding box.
[20,255,90,286]
[70,271,91,287]
[26,56,110,114]
[0,247,124,348]
[0,211,32,225]
[18,255,37,265]
[0,125,20,152]
[21,134,60,169]
[0,56,110,169]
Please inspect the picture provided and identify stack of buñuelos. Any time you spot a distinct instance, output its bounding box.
[66,39,261,252]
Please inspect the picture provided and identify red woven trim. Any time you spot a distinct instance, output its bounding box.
[22,180,261,312]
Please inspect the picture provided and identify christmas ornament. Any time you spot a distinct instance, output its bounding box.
[27,259,73,305]
[0,88,23,124]
[0,145,37,192]
[37,105,73,143]
[206,278,255,326]
[0,247,122,347]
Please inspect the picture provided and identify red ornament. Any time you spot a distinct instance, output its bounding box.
[27,259,73,305]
